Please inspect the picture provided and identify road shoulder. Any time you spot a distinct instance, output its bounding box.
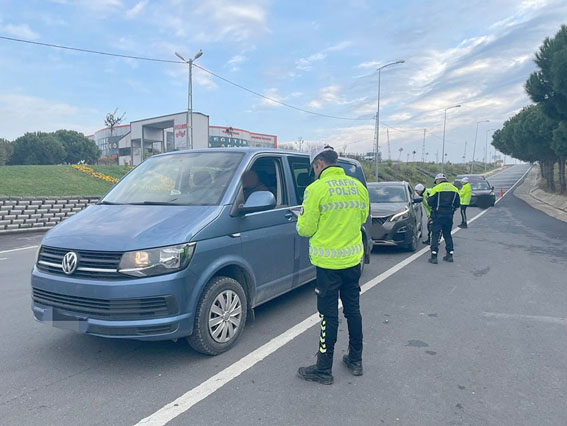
[514,165,567,222]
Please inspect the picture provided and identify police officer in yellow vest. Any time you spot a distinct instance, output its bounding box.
[458,176,472,228]
[427,173,460,264]
[414,183,432,245]
[296,145,369,385]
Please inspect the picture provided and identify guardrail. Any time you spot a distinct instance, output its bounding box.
[0,196,100,234]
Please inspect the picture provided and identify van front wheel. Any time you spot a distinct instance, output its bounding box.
[187,276,247,355]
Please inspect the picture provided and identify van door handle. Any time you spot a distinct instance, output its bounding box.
[285,213,295,221]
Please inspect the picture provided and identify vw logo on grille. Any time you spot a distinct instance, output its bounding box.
[62,251,78,275]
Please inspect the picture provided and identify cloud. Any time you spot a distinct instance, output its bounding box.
[227,55,246,71]
[165,64,218,90]
[1,23,40,40]
[0,92,100,140]
[48,0,123,13]
[259,88,284,108]
[296,41,353,71]
[308,85,357,110]
[126,0,149,19]
[191,1,270,42]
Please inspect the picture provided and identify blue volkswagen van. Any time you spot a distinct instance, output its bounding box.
[31,149,371,354]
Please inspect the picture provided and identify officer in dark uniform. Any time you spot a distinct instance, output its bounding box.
[427,173,460,264]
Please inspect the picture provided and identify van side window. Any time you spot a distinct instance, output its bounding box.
[242,157,288,207]
[287,156,313,204]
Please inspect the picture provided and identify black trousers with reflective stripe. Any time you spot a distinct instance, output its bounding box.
[430,213,454,254]
[315,265,363,359]
[460,205,468,224]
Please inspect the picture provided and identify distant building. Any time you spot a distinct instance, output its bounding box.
[88,112,277,166]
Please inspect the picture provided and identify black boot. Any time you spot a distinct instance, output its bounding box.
[443,251,454,262]
[298,352,334,385]
[428,253,438,264]
[343,346,363,376]
[422,238,430,245]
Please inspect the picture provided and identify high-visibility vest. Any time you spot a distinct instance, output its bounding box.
[459,183,472,206]
[297,166,369,269]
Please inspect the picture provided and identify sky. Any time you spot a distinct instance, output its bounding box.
[0,0,566,163]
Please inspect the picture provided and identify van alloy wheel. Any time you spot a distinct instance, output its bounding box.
[208,290,242,343]
[187,276,247,355]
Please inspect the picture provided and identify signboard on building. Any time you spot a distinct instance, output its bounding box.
[209,126,277,149]
[174,123,188,150]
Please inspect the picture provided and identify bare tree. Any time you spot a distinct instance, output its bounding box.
[104,108,126,135]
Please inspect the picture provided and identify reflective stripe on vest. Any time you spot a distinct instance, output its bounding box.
[309,243,364,258]
[319,200,367,212]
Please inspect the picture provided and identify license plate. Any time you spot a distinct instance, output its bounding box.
[52,309,87,332]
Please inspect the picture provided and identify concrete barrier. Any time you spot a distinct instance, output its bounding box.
[0,196,100,234]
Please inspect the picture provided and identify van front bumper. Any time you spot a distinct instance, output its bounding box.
[31,267,196,341]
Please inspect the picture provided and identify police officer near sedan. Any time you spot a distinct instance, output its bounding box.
[427,173,460,264]
[414,183,432,245]
[296,145,369,385]
[458,176,471,228]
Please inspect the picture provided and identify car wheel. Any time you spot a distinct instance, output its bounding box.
[406,230,418,252]
[187,276,247,356]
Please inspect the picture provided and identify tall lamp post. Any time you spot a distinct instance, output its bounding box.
[484,128,496,172]
[175,49,203,150]
[374,60,405,181]
[441,104,461,173]
[470,119,489,173]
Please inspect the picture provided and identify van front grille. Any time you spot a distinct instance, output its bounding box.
[32,288,178,320]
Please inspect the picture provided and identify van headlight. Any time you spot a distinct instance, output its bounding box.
[118,243,196,277]
[390,208,410,222]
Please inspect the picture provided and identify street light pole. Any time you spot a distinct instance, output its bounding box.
[470,119,489,173]
[374,60,405,181]
[175,49,203,150]
[441,104,461,173]
[484,128,496,172]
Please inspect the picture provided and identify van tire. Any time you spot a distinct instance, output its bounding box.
[187,276,247,356]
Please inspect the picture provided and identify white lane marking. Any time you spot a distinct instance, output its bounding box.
[483,312,567,325]
[136,168,531,425]
[0,245,39,255]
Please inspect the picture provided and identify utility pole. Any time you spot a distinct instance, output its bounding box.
[297,137,304,152]
[436,150,439,164]
[470,119,490,173]
[421,129,426,163]
[387,128,392,161]
[463,140,467,164]
[374,60,405,181]
[175,49,203,150]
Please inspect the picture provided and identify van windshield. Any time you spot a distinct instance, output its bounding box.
[101,152,244,206]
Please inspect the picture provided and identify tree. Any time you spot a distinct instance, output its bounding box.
[525,25,567,193]
[53,130,101,164]
[0,138,13,166]
[552,121,567,193]
[492,105,557,190]
[104,108,126,136]
[9,132,66,165]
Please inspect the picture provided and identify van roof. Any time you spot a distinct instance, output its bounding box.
[153,147,362,165]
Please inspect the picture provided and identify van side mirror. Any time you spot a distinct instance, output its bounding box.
[413,197,423,204]
[491,186,495,191]
[238,191,276,215]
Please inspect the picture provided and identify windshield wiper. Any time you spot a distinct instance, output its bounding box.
[98,200,122,205]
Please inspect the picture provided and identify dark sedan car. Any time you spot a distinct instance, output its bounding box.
[454,175,496,208]
[368,182,423,251]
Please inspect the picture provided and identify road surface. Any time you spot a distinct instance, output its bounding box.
[3,164,566,426]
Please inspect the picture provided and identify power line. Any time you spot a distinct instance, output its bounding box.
[0,35,181,63]
[0,35,371,122]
